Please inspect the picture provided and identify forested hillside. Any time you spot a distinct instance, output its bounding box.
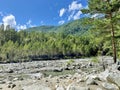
[0,17,120,63]
[25,18,89,35]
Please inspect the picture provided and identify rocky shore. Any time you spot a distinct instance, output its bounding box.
[0,56,120,90]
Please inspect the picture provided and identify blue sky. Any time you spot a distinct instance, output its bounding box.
[0,0,88,30]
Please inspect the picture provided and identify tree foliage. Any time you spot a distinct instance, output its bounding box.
[82,0,120,63]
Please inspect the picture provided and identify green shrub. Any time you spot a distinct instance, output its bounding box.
[91,57,99,63]
[66,59,75,66]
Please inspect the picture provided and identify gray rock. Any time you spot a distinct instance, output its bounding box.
[117,65,120,71]
[67,84,90,90]
[107,72,120,88]
[13,77,19,81]
[81,64,87,69]
[30,73,44,80]
[11,84,16,88]
[96,88,102,90]
[6,81,12,84]
[7,83,16,89]
[56,86,65,90]
[48,75,52,78]
[23,84,51,90]
[7,76,15,81]
[102,82,119,90]
[7,69,14,73]
[98,69,110,81]
[53,68,63,72]
[87,62,93,68]
[0,80,5,84]
[77,78,85,83]
[0,87,2,90]
[72,73,81,80]
[117,61,120,65]
[86,77,98,85]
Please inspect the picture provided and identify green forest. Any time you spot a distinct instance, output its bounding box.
[0,0,120,63]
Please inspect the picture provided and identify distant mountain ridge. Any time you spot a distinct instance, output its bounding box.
[25,18,89,35]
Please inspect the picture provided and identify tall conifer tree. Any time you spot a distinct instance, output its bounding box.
[82,0,120,63]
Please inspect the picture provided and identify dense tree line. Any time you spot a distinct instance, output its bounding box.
[0,26,106,63]
[0,23,120,63]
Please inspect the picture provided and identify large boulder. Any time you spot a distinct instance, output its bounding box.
[85,75,100,85]
[101,82,119,90]
[107,72,120,88]
[86,77,98,85]
[98,69,111,81]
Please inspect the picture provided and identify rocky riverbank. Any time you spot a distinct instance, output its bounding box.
[0,56,120,90]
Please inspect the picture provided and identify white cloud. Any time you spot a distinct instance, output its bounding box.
[68,11,75,21]
[59,8,66,17]
[67,1,83,21]
[26,19,36,27]
[2,14,16,29]
[16,20,36,30]
[16,24,27,30]
[58,1,84,21]
[27,20,32,25]
[73,11,82,20]
[58,20,65,25]
[69,1,82,11]
[0,13,36,30]
[68,10,82,20]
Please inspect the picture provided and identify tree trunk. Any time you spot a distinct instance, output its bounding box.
[110,13,117,63]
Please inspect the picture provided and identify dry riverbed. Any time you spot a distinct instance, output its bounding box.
[0,56,120,90]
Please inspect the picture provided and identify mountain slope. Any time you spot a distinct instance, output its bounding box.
[25,18,89,35]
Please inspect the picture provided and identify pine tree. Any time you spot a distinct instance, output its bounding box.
[82,0,120,63]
